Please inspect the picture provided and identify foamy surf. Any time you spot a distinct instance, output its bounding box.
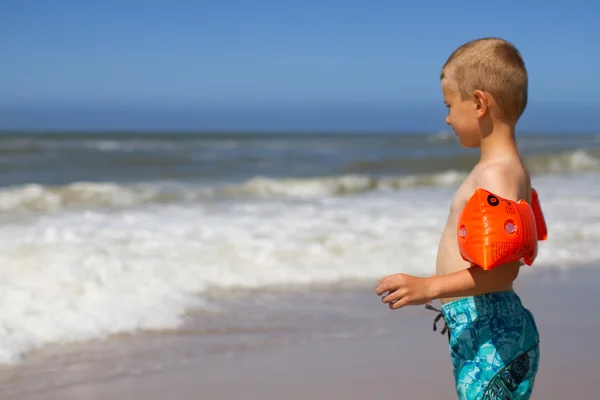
[1,172,600,365]
[528,149,600,173]
[0,189,444,364]
[0,171,467,213]
[0,149,598,213]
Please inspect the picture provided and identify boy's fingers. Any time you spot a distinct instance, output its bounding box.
[375,282,390,295]
[381,290,402,304]
[391,297,410,310]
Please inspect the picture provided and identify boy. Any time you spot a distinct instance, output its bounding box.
[376,38,541,399]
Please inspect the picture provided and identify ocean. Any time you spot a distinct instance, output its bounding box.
[0,131,599,366]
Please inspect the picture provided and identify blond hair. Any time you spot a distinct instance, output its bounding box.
[441,38,528,121]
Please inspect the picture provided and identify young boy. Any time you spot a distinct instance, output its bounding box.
[376,38,541,399]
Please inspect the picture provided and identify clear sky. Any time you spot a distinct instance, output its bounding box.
[1,0,598,132]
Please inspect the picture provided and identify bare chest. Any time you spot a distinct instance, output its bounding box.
[449,177,476,215]
[435,177,476,276]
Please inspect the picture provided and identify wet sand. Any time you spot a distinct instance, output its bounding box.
[1,266,599,400]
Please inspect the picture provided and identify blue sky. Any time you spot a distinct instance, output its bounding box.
[1,1,598,132]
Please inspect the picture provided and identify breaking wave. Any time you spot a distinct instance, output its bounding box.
[0,149,597,213]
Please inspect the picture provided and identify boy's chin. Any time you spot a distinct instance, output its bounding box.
[461,142,480,149]
[456,134,480,148]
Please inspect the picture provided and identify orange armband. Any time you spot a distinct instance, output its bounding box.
[457,188,548,270]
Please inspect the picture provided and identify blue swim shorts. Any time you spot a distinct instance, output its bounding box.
[430,290,540,400]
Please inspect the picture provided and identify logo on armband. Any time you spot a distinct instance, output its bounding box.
[487,194,499,206]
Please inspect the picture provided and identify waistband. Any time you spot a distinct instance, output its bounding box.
[441,290,526,331]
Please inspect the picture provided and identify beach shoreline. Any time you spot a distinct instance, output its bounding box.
[1,265,599,399]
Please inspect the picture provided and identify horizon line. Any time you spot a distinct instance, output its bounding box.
[0,129,596,136]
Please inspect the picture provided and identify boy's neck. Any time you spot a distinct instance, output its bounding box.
[478,122,519,163]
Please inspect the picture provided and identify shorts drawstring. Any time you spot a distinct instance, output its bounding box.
[425,304,450,341]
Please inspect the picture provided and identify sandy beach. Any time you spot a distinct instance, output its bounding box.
[0,265,598,400]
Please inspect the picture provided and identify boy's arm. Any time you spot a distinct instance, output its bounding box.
[430,164,524,299]
[429,261,520,300]
[377,164,527,308]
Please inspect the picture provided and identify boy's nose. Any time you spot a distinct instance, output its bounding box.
[445,116,451,125]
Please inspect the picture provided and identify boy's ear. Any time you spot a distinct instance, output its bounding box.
[472,90,488,118]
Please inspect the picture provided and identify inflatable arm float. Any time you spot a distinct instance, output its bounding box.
[457,188,548,270]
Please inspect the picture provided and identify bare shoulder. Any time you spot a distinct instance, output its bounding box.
[472,160,530,202]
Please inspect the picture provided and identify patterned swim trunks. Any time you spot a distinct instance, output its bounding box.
[429,290,540,400]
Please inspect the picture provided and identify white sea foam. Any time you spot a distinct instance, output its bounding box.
[0,149,597,214]
[529,149,600,173]
[0,173,599,364]
[0,149,595,215]
[81,139,242,152]
[0,172,467,213]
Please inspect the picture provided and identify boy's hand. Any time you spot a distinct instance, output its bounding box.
[376,273,435,309]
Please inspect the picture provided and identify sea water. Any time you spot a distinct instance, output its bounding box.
[0,131,599,364]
